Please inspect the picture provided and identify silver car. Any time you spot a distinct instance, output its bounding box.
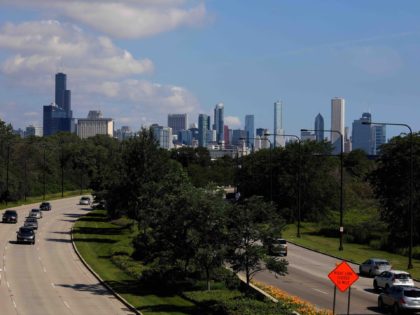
[378,286,420,314]
[24,217,38,230]
[359,258,391,276]
[29,208,42,219]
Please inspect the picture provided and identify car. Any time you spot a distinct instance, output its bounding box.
[40,202,51,211]
[16,226,36,244]
[378,285,420,314]
[79,196,91,205]
[24,217,38,230]
[374,270,415,291]
[29,208,42,219]
[266,238,288,256]
[2,210,18,223]
[359,258,391,276]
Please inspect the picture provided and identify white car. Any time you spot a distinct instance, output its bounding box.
[29,208,42,219]
[79,196,91,205]
[373,270,415,291]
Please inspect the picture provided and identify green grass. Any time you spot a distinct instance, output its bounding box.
[283,222,420,278]
[73,210,197,315]
[0,190,86,210]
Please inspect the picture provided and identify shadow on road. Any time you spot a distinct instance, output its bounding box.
[56,283,110,295]
[364,288,379,294]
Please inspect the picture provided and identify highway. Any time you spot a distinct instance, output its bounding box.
[254,242,419,314]
[0,196,135,315]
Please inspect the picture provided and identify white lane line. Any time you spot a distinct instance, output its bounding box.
[313,288,328,294]
[43,267,47,273]
[6,281,10,288]
[51,283,55,288]
[12,299,17,308]
[3,266,6,272]
[5,246,8,250]
[64,301,71,309]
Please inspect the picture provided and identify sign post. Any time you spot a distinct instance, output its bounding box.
[328,261,359,315]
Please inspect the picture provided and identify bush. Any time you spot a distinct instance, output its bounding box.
[111,255,145,279]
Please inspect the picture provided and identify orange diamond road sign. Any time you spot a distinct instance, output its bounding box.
[328,261,359,292]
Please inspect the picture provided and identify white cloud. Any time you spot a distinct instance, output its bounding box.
[225,116,241,128]
[0,20,201,128]
[2,0,207,39]
[0,20,153,82]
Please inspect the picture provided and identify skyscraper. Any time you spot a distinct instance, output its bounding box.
[331,97,345,153]
[198,114,209,147]
[151,124,172,149]
[314,113,324,142]
[213,103,224,144]
[44,72,74,136]
[373,125,386,154]
[274,100,284,147]
[352,112,373,154]
[168,113,188,134]
[245,114,254,147]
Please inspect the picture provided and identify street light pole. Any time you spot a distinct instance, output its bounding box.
[363,121,414,269]
[302,128,344,251]
[266,133,302,238]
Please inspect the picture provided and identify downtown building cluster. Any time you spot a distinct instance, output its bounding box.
[12,73,386,158]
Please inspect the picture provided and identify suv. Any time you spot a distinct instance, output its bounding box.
[16,227,36,244]
[374,270,415,291]
[378,285,420,314]
[40,202,51,211]
[266,238,288,256]
[2,210,18,223]
[359,258,391,276]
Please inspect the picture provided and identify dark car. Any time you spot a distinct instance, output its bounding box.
[24,217,38,230]
[2,210,18,223]
[378,285,420,314]
[40,202,51,211]
[16,227,35,244]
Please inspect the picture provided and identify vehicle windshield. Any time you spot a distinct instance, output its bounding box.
[19,228,34,235]
[26,218,36,222]
[375,261,389,265]
[31,209,40,212]
[5,210,16,215]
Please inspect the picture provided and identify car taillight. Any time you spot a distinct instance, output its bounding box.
[400,297,406,304]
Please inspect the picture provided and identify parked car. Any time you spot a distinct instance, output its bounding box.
[378,285,420,314]
[79,196,91,205]
[24,217,38,230]
[359,258,391,276]
[16,226,36,244]
[2,210,18,223]
[374,270,415,291]
[40,202,51,211]
[29,208,42,219]
[265,238,288,256]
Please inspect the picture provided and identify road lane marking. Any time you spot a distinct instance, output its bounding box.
[51,283,55,288]
[64,301,71,309]
[7,281,10,288]
[43,267,47,273]
[313,288,328,294]
[3,266,6,271]
[12,299,17,308]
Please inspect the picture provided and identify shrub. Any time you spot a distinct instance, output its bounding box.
[111,255,145,279]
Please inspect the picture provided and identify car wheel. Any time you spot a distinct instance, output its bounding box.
[373,280,379,291]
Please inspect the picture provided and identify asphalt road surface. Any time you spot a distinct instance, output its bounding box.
[0,196,135,315]
[254,242,420,315]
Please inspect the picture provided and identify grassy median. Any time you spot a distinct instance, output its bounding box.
[73,210,197,315]
[283,222,420,278]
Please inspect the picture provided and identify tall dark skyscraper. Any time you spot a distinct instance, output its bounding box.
[213,103,224,144]
[198,114,209,147]
[245,114,254,147]
[314,113,324,142]
[43,72,74,136]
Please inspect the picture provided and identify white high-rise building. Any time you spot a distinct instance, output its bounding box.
[331,97,345,153]
[274,100,285,147]
[76,111,113,139]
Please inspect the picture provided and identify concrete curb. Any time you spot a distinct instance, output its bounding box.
[70,227,142,315]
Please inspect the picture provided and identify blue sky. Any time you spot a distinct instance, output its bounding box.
[1,0,420,138]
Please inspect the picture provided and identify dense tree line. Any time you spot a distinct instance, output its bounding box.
[2,115,420,267]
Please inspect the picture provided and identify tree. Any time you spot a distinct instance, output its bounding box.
[370,133,420,249]
[226,196,288,289]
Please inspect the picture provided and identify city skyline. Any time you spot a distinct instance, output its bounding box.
[1,1,420,139]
